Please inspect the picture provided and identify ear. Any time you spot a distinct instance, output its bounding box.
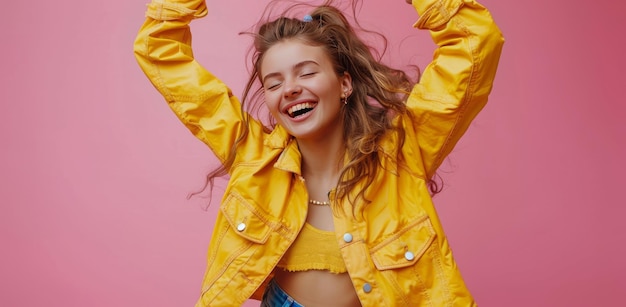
[340,71,353,96]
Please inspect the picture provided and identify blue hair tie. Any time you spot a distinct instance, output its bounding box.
[303,15,313,22]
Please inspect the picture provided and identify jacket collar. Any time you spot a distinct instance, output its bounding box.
[264,125,302,175]
[264,124,400,177]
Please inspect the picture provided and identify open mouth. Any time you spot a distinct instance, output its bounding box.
[287,102,315,118]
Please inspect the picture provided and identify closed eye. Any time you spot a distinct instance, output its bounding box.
[265,82,281,90]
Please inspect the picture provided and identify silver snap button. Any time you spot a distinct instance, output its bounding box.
[363,282,372,293]
[343,233,353,243]
[236,223,246,232]
[405,251,415,261]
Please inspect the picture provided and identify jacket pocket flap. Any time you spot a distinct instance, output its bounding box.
[221,193,272,244]
[370,215,436,270]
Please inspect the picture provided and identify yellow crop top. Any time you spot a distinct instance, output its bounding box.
[277,223,347,274]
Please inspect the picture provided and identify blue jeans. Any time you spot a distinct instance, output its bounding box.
[261,279,305,307]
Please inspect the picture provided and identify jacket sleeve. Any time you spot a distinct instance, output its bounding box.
[133,0,251,164]
[404,0,504,179]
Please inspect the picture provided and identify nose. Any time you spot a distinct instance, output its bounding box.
[283,80,302,99]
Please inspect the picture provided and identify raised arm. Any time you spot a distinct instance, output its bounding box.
[134,0,250,164]
[404,0,504,178]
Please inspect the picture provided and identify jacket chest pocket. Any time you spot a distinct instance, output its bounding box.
[370,215,436,270]
[369,215,456,306]
[221,192,273,244]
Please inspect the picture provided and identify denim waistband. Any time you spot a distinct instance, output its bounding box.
[261,279,305,307]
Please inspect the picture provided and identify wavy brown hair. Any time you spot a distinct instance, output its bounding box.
[194,1,442,210]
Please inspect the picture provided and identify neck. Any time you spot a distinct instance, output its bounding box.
[297,134,344,180]
[296,132,345,199]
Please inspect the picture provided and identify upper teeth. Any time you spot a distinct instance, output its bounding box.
[288,102,314,116]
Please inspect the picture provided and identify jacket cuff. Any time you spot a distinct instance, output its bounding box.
[412,0,464,29]
[145,0,207,21]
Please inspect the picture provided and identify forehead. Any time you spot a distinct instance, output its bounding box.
[260,40,333,76]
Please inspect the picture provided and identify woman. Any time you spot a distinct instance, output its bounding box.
[134,0,504,305]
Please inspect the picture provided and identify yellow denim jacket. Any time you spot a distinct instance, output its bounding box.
[134,0,504,306]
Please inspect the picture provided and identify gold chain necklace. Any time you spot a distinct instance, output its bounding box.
[308,199,331,206]
[299,175,332,206]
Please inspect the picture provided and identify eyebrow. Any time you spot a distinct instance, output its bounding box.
[262,60,320,84]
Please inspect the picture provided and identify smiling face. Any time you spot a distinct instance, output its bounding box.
[260,39,352,142]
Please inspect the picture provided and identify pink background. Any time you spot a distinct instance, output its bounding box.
[2,0,625,306]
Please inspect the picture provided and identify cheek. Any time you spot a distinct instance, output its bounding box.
[263,92,281,116]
